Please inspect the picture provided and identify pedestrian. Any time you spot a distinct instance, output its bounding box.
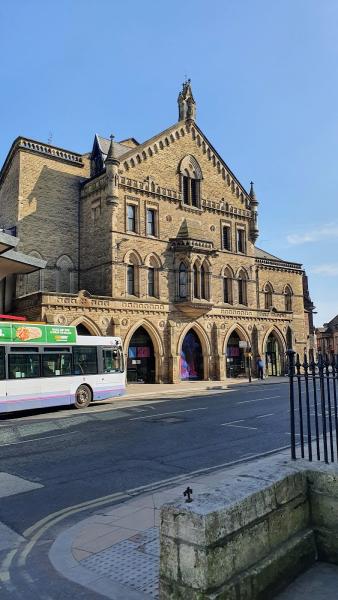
[256,355,265,380]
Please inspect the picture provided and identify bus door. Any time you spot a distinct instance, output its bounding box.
[0,347,6,409]
[97,347,124,399]
[6,348,42,411]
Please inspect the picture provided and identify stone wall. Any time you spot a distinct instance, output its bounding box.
[159,462,338,599]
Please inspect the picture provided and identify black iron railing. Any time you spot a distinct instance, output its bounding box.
[288,350,338,463]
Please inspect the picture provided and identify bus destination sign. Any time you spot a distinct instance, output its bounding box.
[0,323,77,344]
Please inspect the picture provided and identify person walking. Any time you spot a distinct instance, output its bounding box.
[256,355,265,380]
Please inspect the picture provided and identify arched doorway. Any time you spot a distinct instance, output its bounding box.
[226,331,246,378]
[265,331,284,376]
[76,324,93,335]
[127,326,155,383]
[180,329,203,380]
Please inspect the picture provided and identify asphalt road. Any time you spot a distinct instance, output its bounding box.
[0,381,292,598]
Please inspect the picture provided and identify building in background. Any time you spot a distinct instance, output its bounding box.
[0,82,314,382]
[316,315,338,355]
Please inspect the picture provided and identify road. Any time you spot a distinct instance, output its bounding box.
[0,381,291,598]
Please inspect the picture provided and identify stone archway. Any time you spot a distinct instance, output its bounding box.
[124,320,164,383]
[177,323,210,382]
[263,327,286,376]
[126,326,155,383]
[180,329,204,380]
[223,325,250,379]
[70,316,102,336]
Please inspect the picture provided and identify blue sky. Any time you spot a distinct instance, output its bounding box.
[0,0,337,326]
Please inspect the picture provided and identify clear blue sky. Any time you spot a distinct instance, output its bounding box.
[0,0,337,326]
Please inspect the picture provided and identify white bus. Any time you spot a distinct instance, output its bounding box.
[0,322,125,413]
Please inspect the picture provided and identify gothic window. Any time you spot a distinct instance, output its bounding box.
[56,255,74,293]
[236,228,246,254]
[201,263,207,300]
[179,155,202,208]
[179,262,188,298]
[148,267,155,297]
[25,251,44,294]
[193,263,199,298]
[237,270,247,306]
[127,265,135,295]
[223,267,233,304]
[285,285,293,311]
[264,283,273,309]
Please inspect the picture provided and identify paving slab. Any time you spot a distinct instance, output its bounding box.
[275,562,338,599]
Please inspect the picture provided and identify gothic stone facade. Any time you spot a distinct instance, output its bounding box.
[0,82,314,382]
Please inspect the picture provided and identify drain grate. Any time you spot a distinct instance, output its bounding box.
[81,527,160,598]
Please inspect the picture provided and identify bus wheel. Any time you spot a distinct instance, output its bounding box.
[74,385,92,409]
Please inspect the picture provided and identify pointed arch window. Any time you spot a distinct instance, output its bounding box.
[223,268,233,304]
[237,271,247,306]
[56,255,74,293]
[193,263,199,299]
[264,283,273,310]
[179,155,202,208]
[201,264,207,300]
[179,262,188,298]
[127,265,135,296]
[285,286,293,311]
[148,267,155,297]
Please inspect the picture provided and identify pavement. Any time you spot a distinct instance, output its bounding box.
[48,446,337,600]
[0,375,332,599]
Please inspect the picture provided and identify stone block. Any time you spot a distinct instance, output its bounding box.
[267,495,309,549]
[308,468,338,498]
[311,490,338,530]
[314,526,338,563]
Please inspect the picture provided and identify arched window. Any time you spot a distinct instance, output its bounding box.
[127,265,135,295]
[179,155,202,208]
[264,283,273,309]
[223,267,233,304]
[284,285,293,311]
[148,267,155,297]
[56,255,74,293]
[237,270,247,306]
[179,262,188,298]
[25,251,44,295]
[193,263,199,298]
[201,263,207,299]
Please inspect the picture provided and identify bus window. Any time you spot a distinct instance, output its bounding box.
[73,347,98,375]
[0,347,5,379]
[9,354,40,379]
[42,353,71,377]
[103,348,124,373]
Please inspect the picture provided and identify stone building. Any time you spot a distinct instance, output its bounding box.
[316,315,338,355]
[0,82,314,382]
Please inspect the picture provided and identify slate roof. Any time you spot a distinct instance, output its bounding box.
[95,135,132,162]
[254,247,285,262]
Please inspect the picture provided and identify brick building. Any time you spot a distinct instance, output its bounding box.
[0,82,314,382]
[316,315,338,355]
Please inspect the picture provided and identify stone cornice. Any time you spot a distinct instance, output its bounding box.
[255,257,303,273]
[0,136,84,187]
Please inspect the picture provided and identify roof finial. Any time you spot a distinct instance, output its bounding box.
[105,134,119,165]
[178,80,196,122]
[249,181,256,200]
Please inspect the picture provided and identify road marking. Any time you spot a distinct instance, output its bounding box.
[256,413,274,419]
[0,441,292,588]
[129,407,208,420]
[221,420,258,430]
[237,395,281,405]
[0,432,76,448]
